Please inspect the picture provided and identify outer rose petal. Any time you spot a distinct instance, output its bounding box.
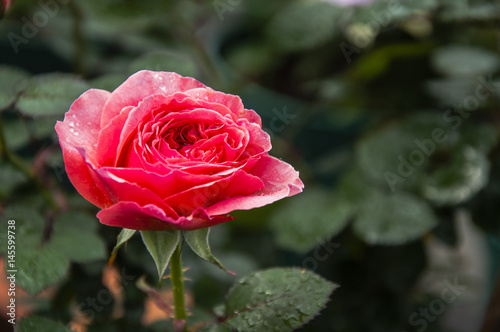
[206,155,304,215]
[55,89,114,208]
[97,201,233,230]
[56,89,111,163]
[100,71,206,129]
[164,169,265,215]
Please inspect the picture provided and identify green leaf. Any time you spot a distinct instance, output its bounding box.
[270,188,352,254]
[27,117,58,140]
[16,73,90,117]
[198,324,232,332]
[17,315,72,332]
[431,45,500,78]
[90,73,130,92]
[3,117,30,150]
[0,206,45,254]
[426,79,479,105]
[356,125,427,190]
[223,268,337,332]
[440,1,500,21]
[419,146,490,206]
[267,2,342,52]
[140,230,180,281]
[184,228,234,275]
[109,228,137,264]
[352,0,438,23]
[353,192,438,245]
[0,162,28,198]
[0,66,30,111]
[15,246,70,295]
[45,212,107,263]
[129,51,198,78]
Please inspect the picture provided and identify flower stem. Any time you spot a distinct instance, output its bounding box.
[170,242,187,332]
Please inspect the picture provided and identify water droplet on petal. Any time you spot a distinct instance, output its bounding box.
[69,128,74,133]
[69,121,74,127]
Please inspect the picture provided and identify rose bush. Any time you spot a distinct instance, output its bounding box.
[55,71,303,230]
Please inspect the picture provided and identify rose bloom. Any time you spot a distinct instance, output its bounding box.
[3,0,12,12]
[55,71,303,230]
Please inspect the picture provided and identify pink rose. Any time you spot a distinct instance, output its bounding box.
[3,0,12,12]
[55,71,303,230]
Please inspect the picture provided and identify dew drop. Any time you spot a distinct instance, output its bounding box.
[69,128,74,133]
[73,132,79,136]
[69,121,74,127]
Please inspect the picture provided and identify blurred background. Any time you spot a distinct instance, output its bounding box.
[1,0,500,331]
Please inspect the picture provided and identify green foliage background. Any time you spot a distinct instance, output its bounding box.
[1,0,500,331]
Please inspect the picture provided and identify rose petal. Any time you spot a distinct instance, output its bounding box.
[100,71,206,129]
[55,146,113,208]
[238,119,271,156]
[164,169,264,215]
[55,89,111,164]
[95,167,179,218]
[205,155,304,215]
[55,89,115,208]
[105,167,218,200]
[97,201,233,230]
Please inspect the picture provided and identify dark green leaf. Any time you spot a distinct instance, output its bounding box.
[140,230,180,281]
[270,188,352,254]
[419,146,490,206]
[0,162,28,198]
[267,2,342,51]
[3,117,30,150]
[184,228,234,275]
[223,268,337,332]
[17,315,72,332]
[198,324,232,332]
[17,73,90,117]
[15,246,69,295]
[129,51,198,78]
[432,45,500,78]
[353,192,438,245]
[0,206,45,254]
[90,73,130,92]
[0,66,30,111]
[45,212,106,263]
[356,125,427,191]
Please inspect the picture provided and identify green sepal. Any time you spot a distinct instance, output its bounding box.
[140,230,181,285]
[108,228,137,265]
[183,228,235,276]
